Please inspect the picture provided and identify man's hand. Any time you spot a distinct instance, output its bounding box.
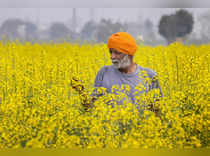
[70,77,85,94]
[70,76,95,111]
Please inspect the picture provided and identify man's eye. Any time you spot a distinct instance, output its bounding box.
[109,50,121,55]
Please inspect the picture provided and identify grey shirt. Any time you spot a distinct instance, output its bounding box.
[93,65,162,108]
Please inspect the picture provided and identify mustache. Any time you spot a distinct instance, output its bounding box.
[111,59,120,63]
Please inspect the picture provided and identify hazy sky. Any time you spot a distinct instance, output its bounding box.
[0,1,209,32]
[0,1,209,41]
[1,0,210,8]
[0,8,209,29]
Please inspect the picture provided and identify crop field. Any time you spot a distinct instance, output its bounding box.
[0,42,209,148]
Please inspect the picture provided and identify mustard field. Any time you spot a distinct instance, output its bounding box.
[0,42,209,148]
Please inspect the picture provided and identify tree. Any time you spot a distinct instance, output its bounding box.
[49,22,73,42]
[158,9,194,44]
[96,19,127,43]
[0,18,25,41]
[142,19,157,45]
[175,9,194,38]
[24,21,39,42]
[159,15,177,44]
[80,20,97,42]
[198,10,210,43]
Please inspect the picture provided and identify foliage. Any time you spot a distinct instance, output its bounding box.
[159,9,194,44]
[0,18,25,41]
[95,19,128,43]
[48,22,74,42]
[0,42,209,148]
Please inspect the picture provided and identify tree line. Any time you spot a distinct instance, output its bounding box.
[0,9,210,45]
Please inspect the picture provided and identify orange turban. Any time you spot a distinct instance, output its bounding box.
[107,32,137,56]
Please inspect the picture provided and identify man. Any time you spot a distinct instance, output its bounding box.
[71,32,162,116]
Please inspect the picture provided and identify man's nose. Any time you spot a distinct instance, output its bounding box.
[111,52,116,59]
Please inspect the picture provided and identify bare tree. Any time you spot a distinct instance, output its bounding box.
[0,18,25,41]
[49,22,73,42]
[198,10,210,43]
[80,20,97,42]
[24,21,39,42]
[96,19,127,43]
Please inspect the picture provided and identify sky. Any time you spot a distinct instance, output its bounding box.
[0,1,209,33]
[0,8,209,30]
[1,0,210,8]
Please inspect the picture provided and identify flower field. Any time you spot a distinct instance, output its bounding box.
[0,41,209,148]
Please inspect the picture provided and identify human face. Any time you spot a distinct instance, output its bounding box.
[110,48,131,69]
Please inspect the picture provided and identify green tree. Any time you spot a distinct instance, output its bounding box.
[159,9,194,44]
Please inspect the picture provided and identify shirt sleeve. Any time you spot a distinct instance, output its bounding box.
[91,66,108,98]
[94,68,104,87]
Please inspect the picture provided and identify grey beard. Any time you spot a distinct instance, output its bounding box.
[112,55,131,69]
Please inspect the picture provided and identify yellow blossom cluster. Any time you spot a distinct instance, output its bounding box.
[0,41,209,148]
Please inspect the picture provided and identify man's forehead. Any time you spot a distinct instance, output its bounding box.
[109,48,122,53]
